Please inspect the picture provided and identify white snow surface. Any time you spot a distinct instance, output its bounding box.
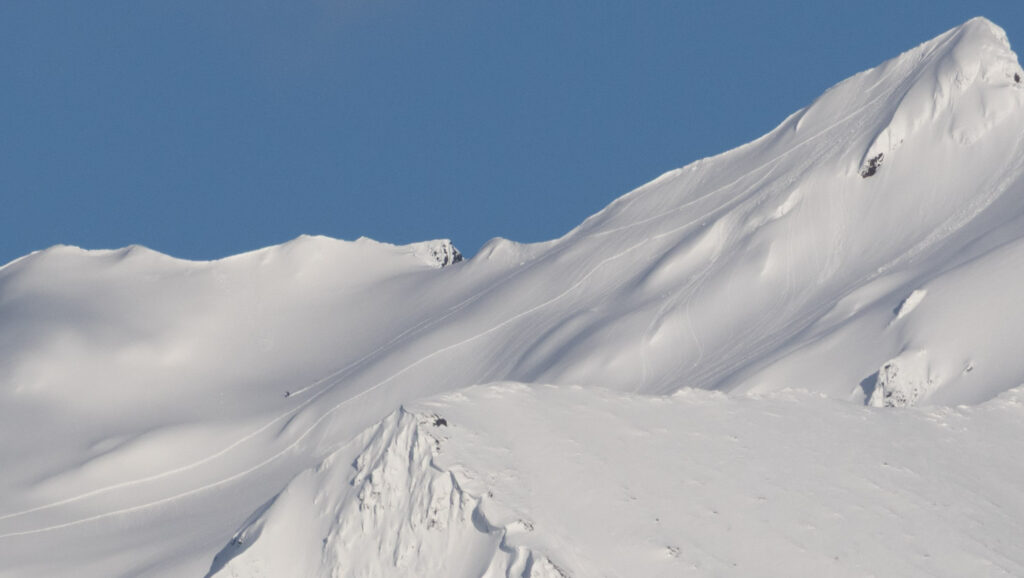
[2,16,1024,577]
[215,383,1024,577]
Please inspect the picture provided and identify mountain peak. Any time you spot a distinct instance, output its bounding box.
[958,16,1011,49]
[854,16,1023,176]
[941,16,1017,79]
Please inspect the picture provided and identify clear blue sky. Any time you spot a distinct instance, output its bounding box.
[2,1,1022,265]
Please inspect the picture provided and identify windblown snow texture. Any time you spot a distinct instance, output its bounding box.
[2,17,1024,578]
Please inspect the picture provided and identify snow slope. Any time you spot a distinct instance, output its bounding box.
[216,383,1024,577]
[2,16,1024,577]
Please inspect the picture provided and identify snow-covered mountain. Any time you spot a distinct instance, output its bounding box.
[2,16,1024,577]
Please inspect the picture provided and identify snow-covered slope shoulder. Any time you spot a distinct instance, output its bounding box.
[213,383,1024,577]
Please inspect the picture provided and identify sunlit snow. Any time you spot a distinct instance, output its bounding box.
[2,16,1024,578]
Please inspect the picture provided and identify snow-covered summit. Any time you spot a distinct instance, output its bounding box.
[539,16,1024,405]
[3,17,1024,578]
[857,16,1022,172]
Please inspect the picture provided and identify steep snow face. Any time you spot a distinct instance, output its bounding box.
[860,17,1023,169]
[207,408,563,578]
[533,15,1024,403]
[205,410,496,578]
[3,16,1024,577]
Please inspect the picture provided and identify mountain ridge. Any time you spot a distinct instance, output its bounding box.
[2,16,1024,577]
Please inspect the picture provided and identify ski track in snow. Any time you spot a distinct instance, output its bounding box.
[0,171,783,538]
[636,201,734,391]
[665,98,1024,393]
[0,243,568,536]
[604,64,916,393]
[0,211,603,537]
[586,60,901,242]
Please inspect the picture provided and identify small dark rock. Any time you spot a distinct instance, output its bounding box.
[1016,72,1021,83]
[860,153,884,178]
[433,416,448,427]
